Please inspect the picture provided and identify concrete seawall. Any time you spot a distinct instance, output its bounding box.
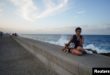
[0,34,58,75]
[13,36,110,75]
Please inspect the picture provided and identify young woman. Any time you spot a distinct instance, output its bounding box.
[64,27,85,55]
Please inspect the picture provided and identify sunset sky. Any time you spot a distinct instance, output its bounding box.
[0,0,110,34]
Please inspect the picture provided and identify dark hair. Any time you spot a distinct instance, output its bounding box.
[75,27,82,32]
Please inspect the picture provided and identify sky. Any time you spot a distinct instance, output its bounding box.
[0,0,110,34]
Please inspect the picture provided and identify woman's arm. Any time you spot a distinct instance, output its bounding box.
[66,36,73,46]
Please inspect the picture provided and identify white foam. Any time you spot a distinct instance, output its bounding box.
[21,35,110,53]
[46,36,68,46]
[84,44,110,53]
[46,36,110,53]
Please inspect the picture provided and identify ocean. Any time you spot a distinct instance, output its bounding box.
[20,34,110,53]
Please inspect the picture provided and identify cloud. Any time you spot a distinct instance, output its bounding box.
[37,0,68,18]
[10,0,38,21]
[0,8,3,16]
[10,0,69,21]
[0,3,4,16]
[76,10,85,15]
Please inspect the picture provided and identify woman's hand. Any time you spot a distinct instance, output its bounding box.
[65,43,69,46]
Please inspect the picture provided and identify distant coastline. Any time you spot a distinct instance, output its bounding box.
[100,53,110,57]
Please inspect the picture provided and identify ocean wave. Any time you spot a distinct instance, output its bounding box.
[45,36,69,46]
[21,34,110,53]
[45,36,110,53]
[84,44,110,53]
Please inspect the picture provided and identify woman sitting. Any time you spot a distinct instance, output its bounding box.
[63,27,86,56]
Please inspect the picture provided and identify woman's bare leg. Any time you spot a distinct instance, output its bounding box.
[76,46,85,51]
[70,48,82,56]
[76,46,87,54]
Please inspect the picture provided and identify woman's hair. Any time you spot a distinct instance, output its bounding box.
[75,27,82,32]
